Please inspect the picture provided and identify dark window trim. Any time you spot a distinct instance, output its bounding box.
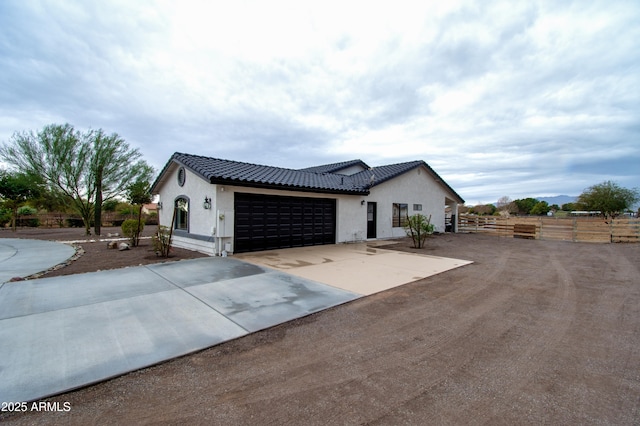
[174,195,190,232]
[393,203,408,227]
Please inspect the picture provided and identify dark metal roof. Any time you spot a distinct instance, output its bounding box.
[151,152,464,203]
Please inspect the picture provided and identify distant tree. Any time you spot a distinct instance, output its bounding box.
[470,204,496,216]
[496,196,511,209]
[578,181,640,218]
[530,201,550,216]
[102,199,119,212]
[0,170,43,231]
[513,198,539,215]
[34,187,73,213]
[0,123,153,235]
[549,204,560,211]
[561,202,582,211]
[458,205,471,214]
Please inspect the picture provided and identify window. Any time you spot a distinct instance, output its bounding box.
[175,197,189,230]
[413,204,422,211]
[392,203,408,227]
[177,167,186,187]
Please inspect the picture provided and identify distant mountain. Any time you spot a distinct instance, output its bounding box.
[536,195,577,206]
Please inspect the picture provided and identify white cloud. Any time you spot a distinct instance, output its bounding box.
[0,0,638,204]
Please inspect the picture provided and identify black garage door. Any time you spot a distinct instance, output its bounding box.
[234,193,336,253]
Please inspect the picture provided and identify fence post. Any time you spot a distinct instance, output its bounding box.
[610,218,614,243]
[539,217,543,240]
[572,217,577,242]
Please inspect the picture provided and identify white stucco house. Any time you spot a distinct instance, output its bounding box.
[150,152,464,255]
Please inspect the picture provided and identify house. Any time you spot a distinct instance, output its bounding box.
[141,203,158,215]
[150,152,464,255]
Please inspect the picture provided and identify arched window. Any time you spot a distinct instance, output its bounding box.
[175,197,189,231]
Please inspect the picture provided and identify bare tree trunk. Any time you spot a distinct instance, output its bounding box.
[135,204,143,246]
[11,206,17,232]
[165,206,177,258]
[94,167,103,236]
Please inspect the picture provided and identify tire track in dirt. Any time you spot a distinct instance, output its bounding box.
[368,245,579,425]
[164,248,518,424]
[202,242,536,424]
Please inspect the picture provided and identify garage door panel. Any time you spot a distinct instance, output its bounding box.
[234,193,336,253]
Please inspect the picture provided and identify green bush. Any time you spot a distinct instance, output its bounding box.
[404,214,435,248]
[17,206,37,215]
[122,218,145,247]
[0,208,11,227]
[16,206,39,227]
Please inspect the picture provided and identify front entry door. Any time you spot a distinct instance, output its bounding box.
[367,202,377,239]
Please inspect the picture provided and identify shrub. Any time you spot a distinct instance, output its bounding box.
[122,218,145,247]
[153,225,173,257]
[404,214,435,248]
[0,208,11,227]
[16,206,39,227]
[66,218,86,228]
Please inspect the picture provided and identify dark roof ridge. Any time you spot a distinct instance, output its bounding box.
[173,152,322,175]
[299,159,370,173]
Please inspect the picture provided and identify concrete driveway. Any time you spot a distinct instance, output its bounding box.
[0,238,76,283]
[237,242,473,295]
[0,243,359,403]
[0,239,471,404]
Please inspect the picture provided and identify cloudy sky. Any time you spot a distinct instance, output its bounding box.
[1,0,638,204]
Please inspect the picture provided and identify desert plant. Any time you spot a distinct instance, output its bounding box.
[122,218,145,247]
[0,208,12,227]
[153,225,173,257]
[404,213,435,248]
[16,206,39,227]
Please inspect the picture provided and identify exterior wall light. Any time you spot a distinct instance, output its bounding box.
[157,202,163,210]
[203,197,211,210]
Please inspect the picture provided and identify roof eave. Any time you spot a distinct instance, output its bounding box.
[369,161,465,204]
[209,177,369,196]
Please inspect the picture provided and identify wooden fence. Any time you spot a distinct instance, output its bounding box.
[458,214,640,243]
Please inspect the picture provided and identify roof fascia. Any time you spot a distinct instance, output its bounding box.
[209,177,369,196]
[150,155,211,194]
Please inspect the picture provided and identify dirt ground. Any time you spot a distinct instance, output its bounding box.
[2,229,640,425]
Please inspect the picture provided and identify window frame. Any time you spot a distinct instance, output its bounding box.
[174,196,190,231]
[392,203,408,227]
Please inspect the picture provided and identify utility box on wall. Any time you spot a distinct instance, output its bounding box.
[216,210,234,237]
